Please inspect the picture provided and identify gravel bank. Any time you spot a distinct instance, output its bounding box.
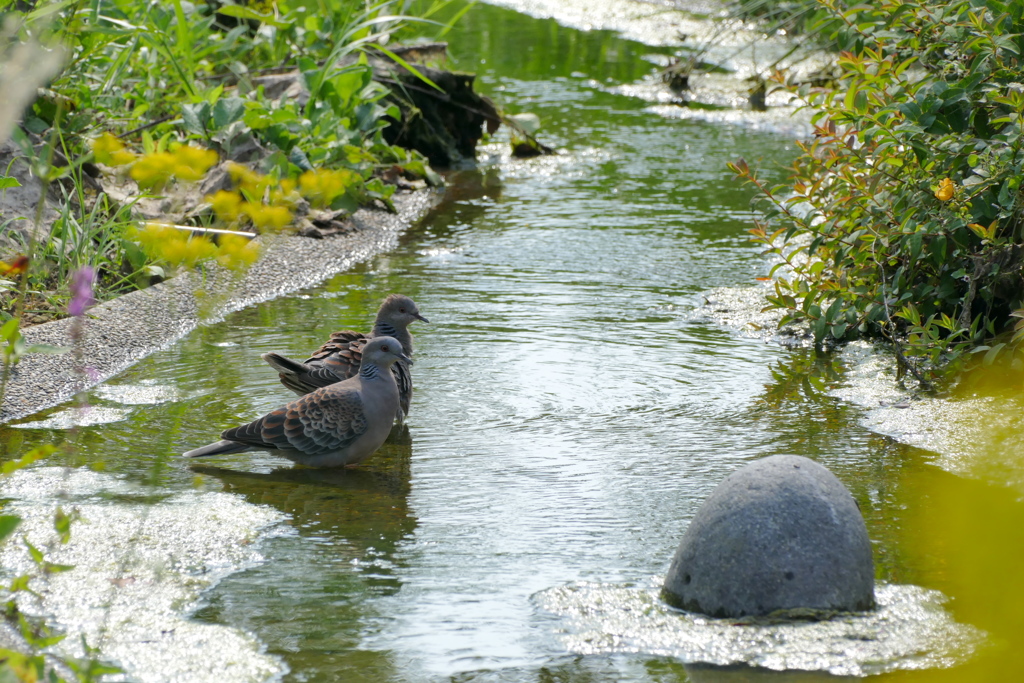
[1,189,436,423]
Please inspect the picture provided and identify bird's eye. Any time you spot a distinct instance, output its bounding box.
[399,308,406,313]
[381,344,390,352]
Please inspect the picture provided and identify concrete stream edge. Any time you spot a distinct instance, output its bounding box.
[0,189,437,424]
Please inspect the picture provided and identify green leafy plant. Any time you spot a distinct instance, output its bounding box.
[2,0,442,326]
[736,0,1024,385]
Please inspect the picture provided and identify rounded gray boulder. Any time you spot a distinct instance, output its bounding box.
[662,455,875,617]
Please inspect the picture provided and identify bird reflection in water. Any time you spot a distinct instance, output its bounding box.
[190,425,415,594]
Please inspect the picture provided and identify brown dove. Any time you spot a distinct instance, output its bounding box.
[183,337,411,467]
[262,294,427,422]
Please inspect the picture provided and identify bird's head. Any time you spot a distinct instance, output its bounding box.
[378,294,429,327]
[363,336,413,367]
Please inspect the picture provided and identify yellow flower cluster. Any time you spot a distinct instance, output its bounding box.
[935,177,955,201]
[135,223,217,267]
[91,133,137,166]
[205,163,366,233]
[206,186,293,232]
[227,161,273,196]
[216,233,262,271]
[243,203,292,231]
[208,190,243,223]
[299,168,359,208]
[134,222,260,271]
[130,145,218,189]
[270,178,300,208]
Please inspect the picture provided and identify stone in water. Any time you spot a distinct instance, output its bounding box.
[663,455,875,617]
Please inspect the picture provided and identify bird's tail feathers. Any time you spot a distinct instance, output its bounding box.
[182,440,250,458]
[262,352,308,376]
[279,375,314,395]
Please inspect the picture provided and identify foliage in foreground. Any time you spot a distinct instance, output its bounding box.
[736,0,1024,384]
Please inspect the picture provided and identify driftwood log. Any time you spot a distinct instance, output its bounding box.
[370,44,501,167]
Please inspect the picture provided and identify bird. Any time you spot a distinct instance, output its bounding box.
[183,337,411,467]
[261,294,428,422]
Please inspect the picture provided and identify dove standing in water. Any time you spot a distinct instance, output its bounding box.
[183,337,411,467]
[262,294,428,422]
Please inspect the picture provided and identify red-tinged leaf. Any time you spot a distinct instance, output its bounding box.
[0,255,29,275]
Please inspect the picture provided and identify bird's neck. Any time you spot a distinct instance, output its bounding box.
[372,322,413,354]
[360,363,384,380]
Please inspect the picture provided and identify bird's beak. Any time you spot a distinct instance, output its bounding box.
[401,353,414,366]
[414,312,430,323]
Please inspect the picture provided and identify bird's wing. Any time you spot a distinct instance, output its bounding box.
[393,357,413,417]
[222,386,368,455]
[304,330,369,377]
[280,364,348,394]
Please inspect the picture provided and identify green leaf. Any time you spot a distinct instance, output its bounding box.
[180,103,208,136]
[369,43,444,92]
[212,97,246,130]
[0,515,21,544]
[0,318,20,342]
[24,344,70,355]
[288,147,312,172]
[54,507,74,544]
[813,316,828,343]
[215,4,289,28]
[24,538,43,566]
[0,176,21,190]
[33,633,67,647]
[983,343,1006,366]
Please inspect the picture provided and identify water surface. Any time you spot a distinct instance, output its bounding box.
[0,2,988,681]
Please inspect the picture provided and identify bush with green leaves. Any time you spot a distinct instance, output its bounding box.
[734,0,1024,384]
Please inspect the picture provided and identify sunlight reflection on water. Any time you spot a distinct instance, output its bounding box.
[534,579,983,676]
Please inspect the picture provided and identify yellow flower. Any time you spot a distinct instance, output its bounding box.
[935,177,955,201]
[216,234,261,271]
[172,145,218,182]
[92,132,137,166]
[134,222,217,267]
[134,222,178,255]
[269,178,300,208]
[242,202,292,231]
[227,162,271,196]
[298,168,358,208]
[128,146,217,189]
[130,152,178,189]
[207,190,243,224]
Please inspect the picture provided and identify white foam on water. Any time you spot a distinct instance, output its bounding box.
[0,467,288,683]
[696,287,1024,493]
[10,407,134,430]
[534,579,984,676]
[93,383,204,406]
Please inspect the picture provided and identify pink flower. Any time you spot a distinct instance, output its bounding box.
[69,266,96,317]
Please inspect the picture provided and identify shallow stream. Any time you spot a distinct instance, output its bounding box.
[0,2,999,681]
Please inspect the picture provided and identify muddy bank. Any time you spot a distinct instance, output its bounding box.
[0,190,435,423]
